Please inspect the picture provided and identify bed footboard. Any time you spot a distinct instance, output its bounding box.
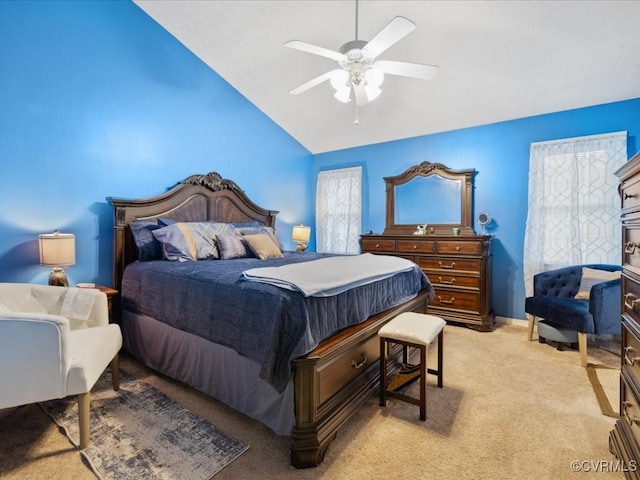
[290,290,429,468]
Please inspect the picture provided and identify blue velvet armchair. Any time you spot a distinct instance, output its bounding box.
[524,264,621,366]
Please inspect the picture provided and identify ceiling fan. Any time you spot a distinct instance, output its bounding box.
[285,1,439,109]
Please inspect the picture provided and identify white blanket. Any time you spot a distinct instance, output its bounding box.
[242,253,416,297]
[61,287,98,321]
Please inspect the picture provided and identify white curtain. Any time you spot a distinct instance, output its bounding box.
[523,131,627,296]
[316,167,362,254]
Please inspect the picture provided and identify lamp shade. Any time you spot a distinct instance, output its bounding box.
[39,232,76,267]
[292,225,311,243]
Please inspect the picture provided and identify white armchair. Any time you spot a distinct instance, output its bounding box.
[0,283,123,449]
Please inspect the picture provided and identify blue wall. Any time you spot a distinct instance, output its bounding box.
[314,98,640,320]
[0,0,313,286]
[2,1,639,321]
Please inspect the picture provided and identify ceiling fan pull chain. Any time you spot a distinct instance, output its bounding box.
[354,101,359,125]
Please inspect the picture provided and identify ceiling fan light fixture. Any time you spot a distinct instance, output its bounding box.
[329,69,350,90]
[334,86,351,103]
[364,84,381,102]
[364,67,384,88]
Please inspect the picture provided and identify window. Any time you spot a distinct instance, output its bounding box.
[315,167,362,254]
[523,131,627,295]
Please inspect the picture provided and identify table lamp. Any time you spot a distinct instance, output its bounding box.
[39,231,76,286]
[292,225,311,252]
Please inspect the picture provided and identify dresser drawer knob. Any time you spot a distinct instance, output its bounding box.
[351,352,368,369]
[438,295,455,305]
[622,401,640,426]
[455,246,460,251]
[625,293,640,311]
[624,346,640,366]
[438,261,456,269]
[438,276,455,285]
[375,244,380,248]
[413,245,417,249]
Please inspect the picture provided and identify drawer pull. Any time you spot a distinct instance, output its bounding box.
[438,261,456,269]
[413,245,417,249]
[375,244,380,248]
[351,352,368,369]
[438,276,455,285]
[625,241,640,254]
[625,293,640,311]
[622,401,640,426]
[438,296,455,305]
[624,192,637,200]
[455,246,460,251]
[624,346,640,366]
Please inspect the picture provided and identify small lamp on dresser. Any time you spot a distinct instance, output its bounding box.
[292,225,311,252]
[38,231,75,286]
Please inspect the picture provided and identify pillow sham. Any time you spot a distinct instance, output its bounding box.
[574,267,621,299]
[130,220,162,261]
[243,234,284,260]
[152,222,236,261]
[217,233,253,260]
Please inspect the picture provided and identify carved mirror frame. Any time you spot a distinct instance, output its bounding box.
[383,161,475,236]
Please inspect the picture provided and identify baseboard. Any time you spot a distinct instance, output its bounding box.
[495,315,527,327]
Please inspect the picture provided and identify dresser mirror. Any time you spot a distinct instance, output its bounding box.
[384,161,475,235]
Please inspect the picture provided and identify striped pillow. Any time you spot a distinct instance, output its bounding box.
[217,233,252,259]
[152,222,235,261]
[574,267,620,299]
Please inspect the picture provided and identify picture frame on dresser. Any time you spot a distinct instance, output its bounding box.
[361,161,494,332]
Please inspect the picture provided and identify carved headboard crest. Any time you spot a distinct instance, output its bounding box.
[180,171,243,193]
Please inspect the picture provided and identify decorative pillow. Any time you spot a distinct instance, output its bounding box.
[236,225,283,252]
[130,220,162,261]
[217,233,253,260]
[231,221,260,229]
[243,234,284,260]
[158,217,177,227]
[574,267,621,299]
[152,222,235,261]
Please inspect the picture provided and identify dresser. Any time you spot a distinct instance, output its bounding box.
[611,151,640,476]
[360,233,494,331]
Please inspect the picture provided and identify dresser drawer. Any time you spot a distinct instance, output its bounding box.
[621,175,640,214]
[361,238,396,253]
[437,241,482,255]
[621,375,640,449]
[316,333,380,406]
[623,276,640,325]
[416,257,481,273]
[624,226,640,272]
[623,321,640,385]
[429,287,480,313]
[397,239,436,254]
[429,274,480,289]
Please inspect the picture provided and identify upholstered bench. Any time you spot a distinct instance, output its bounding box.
[378,312,446,420]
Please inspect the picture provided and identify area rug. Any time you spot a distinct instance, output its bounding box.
[39,371,249,479]
[587,363,620,418]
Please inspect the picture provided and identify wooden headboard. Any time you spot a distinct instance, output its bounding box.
[107,172,279,291]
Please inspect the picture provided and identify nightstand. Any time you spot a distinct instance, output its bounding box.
[76,284,119,323]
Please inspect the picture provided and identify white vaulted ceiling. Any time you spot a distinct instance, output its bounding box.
[134,0,640,154]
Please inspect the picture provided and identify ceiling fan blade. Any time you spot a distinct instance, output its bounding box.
[363,16,416,58]
[375,60,439,80]
[284,40,346,62]
[289,69,342,95]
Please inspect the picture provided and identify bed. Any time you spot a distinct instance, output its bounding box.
[108,171,433,468]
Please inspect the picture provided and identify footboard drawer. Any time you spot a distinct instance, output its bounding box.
[317,334,379,405]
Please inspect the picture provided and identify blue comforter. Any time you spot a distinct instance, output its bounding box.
[121,252,433,392]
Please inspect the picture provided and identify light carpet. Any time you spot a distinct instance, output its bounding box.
[39,371,249,480]
[587,364,621,418]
